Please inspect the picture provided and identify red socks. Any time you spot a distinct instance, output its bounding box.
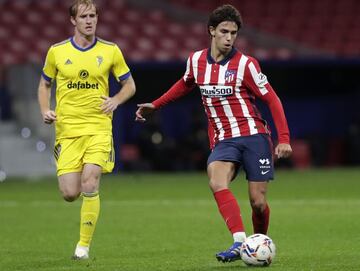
[213,189,245,234]
[252,203,270,234]
[214,189,270,235]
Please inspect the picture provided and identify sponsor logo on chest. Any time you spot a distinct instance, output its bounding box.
[200,85,233,98]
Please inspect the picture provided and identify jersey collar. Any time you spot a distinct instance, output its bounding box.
[70,37,98,52]
[207,47,237,65]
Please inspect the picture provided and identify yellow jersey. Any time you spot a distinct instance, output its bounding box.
[42,37,130,139]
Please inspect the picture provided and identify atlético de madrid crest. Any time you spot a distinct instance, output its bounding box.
[225,70,236,83]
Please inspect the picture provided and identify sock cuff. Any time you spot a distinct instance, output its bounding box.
[252,203,270,216]
[213,188,230,197]
[214,189,235,203]
[82,191,99,198]
[233,232,246,243]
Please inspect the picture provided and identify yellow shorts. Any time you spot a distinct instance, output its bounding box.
[54,135,115,176]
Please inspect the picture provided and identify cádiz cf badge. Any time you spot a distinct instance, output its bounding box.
[96,56,103,67]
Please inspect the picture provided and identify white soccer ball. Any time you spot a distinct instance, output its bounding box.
[240,234,276,266]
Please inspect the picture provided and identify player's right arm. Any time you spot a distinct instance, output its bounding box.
[243,56,292,158]
[135,79,194,122]
[135,54,196,122]
[39,46,57,124]
[38,76,56,124]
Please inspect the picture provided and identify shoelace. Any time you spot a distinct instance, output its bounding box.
[227,244,241,254]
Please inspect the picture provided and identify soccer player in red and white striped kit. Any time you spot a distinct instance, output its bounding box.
[135,4,292,263]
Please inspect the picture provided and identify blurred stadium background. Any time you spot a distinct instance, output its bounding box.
[0,0,359,178]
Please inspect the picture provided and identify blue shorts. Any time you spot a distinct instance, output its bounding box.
[207,134,274,181]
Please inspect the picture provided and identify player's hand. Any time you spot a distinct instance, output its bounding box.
[275,143,292,159]
[100,95,119,114]
[135,103,156,122]
[42,110,57,124]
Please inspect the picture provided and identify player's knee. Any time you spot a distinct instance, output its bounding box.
[81,180,98,194]
[62,191,80,202]
[209,179,227,192]
[250,198,266,213]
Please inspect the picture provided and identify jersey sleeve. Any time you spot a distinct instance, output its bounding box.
[152,79,194,109]
[152,53,196,109]
[42,46,56,82]
[243,57,272,98]
[182,54,196,87]
[112,45,131,81]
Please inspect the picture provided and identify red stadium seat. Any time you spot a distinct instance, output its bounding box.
[290,139,312,169]
[0,0,359,64]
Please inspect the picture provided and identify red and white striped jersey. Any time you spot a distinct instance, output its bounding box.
[152,47,290,149]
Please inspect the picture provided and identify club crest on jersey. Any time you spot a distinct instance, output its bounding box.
[200,85,233,98]
[96,56,103,67]
[224,69,236,83]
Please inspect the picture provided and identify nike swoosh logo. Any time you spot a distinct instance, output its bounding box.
[261,170,270,175]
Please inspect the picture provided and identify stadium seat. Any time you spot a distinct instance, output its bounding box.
[0,0,359,65]
[290,139,312,169]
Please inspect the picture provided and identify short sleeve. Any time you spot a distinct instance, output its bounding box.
[112,45,130,82]
[42,46,57,82]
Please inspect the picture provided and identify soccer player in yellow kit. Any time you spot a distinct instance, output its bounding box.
[38,0,136,259]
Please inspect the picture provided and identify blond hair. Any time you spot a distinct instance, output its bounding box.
[69,0,97,17]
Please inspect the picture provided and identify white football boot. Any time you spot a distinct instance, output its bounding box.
[72,244,89,260]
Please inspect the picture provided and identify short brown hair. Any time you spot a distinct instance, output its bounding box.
[69,0,97,17]
[207,4,243,34]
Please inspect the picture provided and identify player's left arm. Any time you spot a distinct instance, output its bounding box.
[244,57,292,158]
[101,45,136,114]
[101,75,136,114]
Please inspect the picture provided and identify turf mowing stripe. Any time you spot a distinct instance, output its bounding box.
[1,199,360,207]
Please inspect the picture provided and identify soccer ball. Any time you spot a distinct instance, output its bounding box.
[240,234,276,266]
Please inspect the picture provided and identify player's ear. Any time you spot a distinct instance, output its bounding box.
[70,16,76,26]
[209,26,216,37]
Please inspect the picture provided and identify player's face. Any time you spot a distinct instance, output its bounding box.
[210,21,238,54]
[72,4,98,37]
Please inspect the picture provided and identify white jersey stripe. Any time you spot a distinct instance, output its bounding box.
[236,54,248,86]
[235,90,258,134]
[183,57,191,82]
[234,55,258,134]
[191,50,202,83]
[220,97,241,137]
[249,62,268,95]
[204,54,222,141]
[203,59,212,85]
[218,62,241,137]
[218,62,228,85]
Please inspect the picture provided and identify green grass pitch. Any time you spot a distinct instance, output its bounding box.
[0,168,359,271]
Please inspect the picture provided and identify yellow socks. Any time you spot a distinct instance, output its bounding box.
[78,192,100,247]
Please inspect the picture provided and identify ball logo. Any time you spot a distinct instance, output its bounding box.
[79,69,89,79]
